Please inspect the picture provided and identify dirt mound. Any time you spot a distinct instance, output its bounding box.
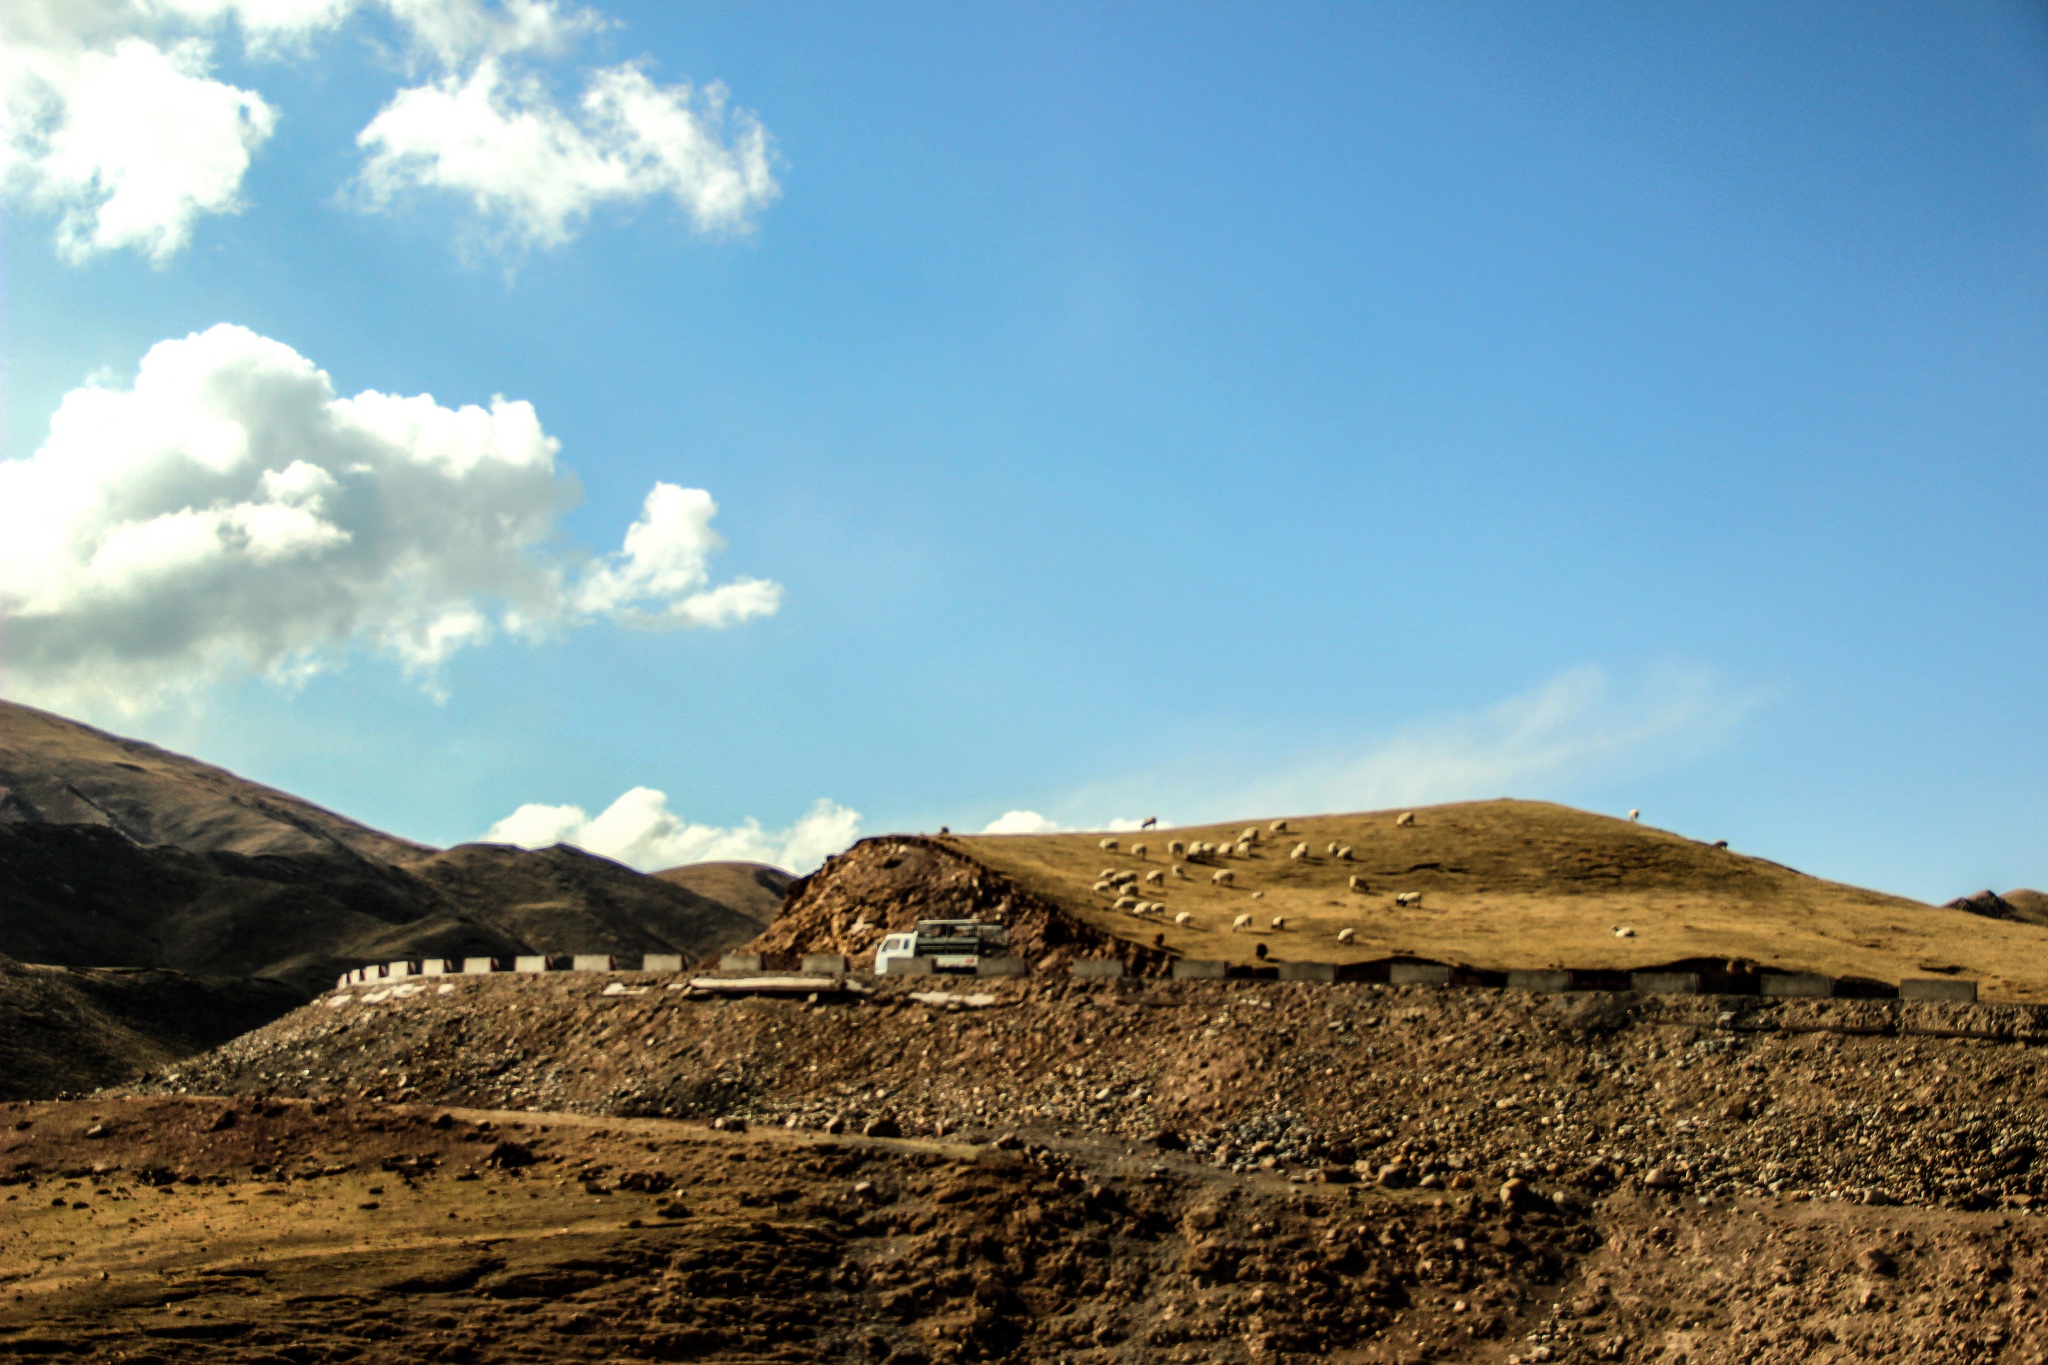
[0,698,428,862]
[0,955,299,1101]
[754,835,1169,973]
[769,802,2048,999]
[653,859,796,928]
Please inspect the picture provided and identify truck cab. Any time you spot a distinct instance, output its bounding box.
[874,919,1010,974]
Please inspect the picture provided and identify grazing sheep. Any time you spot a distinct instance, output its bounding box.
[1100,837,1119,850]
[1093,880,1114,894]
[1172,864,1188,879]
[1270,915,1287,930]
[1234,841,1252,858]
[1212,869,1236,886]
[1270,819,1290,833]
[1628,808,1640,822]
[1335,846,1353,860]
[1396,811,1415,827]
[1713,839,1729,849]
[1141,815,1158,829]
[1326,842,1339,857]
[1114,896,1138,911]
[1250,890,1264,900]
[1131,842,1148,859]
[1337,927,1357,944]
[1242,827,1261,843]
[1394,891,1422,907]
[1289,843,1309,861]
[1174,911,1193,926]
[1144,869,1165,885]
[1348,874,1366,892]
[1168,839,1187,857]
[1614,926,1635,938]
[1231,913,1253,931]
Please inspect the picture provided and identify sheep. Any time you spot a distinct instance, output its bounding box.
[1289,842,1309,861]
[1171,863,1188,879]
[1092,880,1115,894]
[1100,837,1120,850]
[1250,890,1264,899]
[1336,927,1357,944]
[1613,926,1635,938]
[1270,915,1287,930]
[1326,842,1339,857]
[1131,842,1148,859]
[1242,827,1261,843]
[1173,911,1193,927]
[1212,868,1236,885]
[1168,839,1187,857]
[1270,819,1290,833]
[1348,874,1367,892]
[1143,869,1165,885]
[1713,839,1729,849]
[1114,896,1138,911]
[1628,808,1640,822]
[1231,913,1253,931]
[1336,846,1354,861]
[1234,841,1252,858]
[1395,811,1415,827]
[1394,891,1422,907]
[1141,816,1158,829]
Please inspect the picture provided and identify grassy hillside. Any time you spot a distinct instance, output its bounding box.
[954,798,2048,999]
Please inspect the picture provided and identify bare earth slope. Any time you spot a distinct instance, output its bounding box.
[771,801,2048,999]
[0,699,429,862]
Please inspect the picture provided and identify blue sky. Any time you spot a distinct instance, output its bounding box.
[3,1,2044,898]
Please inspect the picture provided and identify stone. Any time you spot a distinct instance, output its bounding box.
[1901,978,1977,1002]
[823,1115,846,1135]
[1507,970,1572,993]
[484,1141,534,1169]
[1861,1247,1897,1277]
[863,1117,902,1139]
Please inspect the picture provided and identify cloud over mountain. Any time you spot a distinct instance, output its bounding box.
[0,323,779,710]
[486,789,861,874]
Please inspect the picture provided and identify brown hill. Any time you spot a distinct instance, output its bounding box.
[0,699,427,862]
[652,860,795,928]
[763,800,2048,1000]
[0,954,298,1101]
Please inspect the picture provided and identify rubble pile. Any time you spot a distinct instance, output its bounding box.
[143,973,2048,1215]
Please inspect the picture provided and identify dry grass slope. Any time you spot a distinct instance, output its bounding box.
[955,799,2048,1000]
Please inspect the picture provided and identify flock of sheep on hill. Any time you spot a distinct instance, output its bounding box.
[1085,812,1427,944]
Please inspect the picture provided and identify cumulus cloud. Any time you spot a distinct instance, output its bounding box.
[2,0,773,260]
[0,323,779,711]
[981,809,1063,835]
[355,58,776,249]
[486,789,860,874]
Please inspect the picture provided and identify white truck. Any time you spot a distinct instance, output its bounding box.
[874,920,1011,975]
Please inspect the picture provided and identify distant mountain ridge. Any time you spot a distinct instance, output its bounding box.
[0,700,781,995]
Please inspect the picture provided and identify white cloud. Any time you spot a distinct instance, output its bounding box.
[981,809,1063,835]
[354,57,777,249]
[0,323,780,711]
[486,788,860,874]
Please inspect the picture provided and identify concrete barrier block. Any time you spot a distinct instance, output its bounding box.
[1172,959,1227,980]
[879,956,933,976]
[1632,972,1702,995]
[1507,970,1572,993]
[802,954,850,976]
[1902,978,1977,1003]
[1069,959,1126,980]
[1278,962,1337,983]
[462,957,496,974]
[719,953,764,974]
[421,959,450,976]
[572,954,615,973]
[641,953,684,973]
[335,974,351,991]
[387,960,421,978]
[514,955,550,974]
[1762,973,1833,998]
[975,957,1027,977]
[1390,963,1451,987]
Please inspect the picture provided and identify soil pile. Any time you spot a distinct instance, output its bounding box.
[0,955,299,1101]
[770,805,2048,999]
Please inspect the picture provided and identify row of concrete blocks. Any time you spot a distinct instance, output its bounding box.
[1063,958,1979,1003]
[337,952,856,989]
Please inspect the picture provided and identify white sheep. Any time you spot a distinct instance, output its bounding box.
[1093,880,1114,894]
[1212,868,1236,886]
[1143,869,1165,885]
[1250,890,1264,900]
[1348,874,1366,892]
[1614,926,1635,938]
[1234,841,1252,858]
[1173,911,1193,926]
[1337,927,1357,944]
[1242,827,1261,843]
[1131,842,1148,859]
[1168,839,1187,857]
[1290,843,1309,861]
[1326,842,1339,857]
[1270,915,1287,930]
[1270,819,1290,833]
[1628,808,1640,822]
[1395,811,1415,827]
[1171,864,1188,879]
[1231,913,1253,931]
[1100,837,1119,850]
[1394,891,1422,907]
[1336,846,1353,860]
[1114,895,1138,911]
